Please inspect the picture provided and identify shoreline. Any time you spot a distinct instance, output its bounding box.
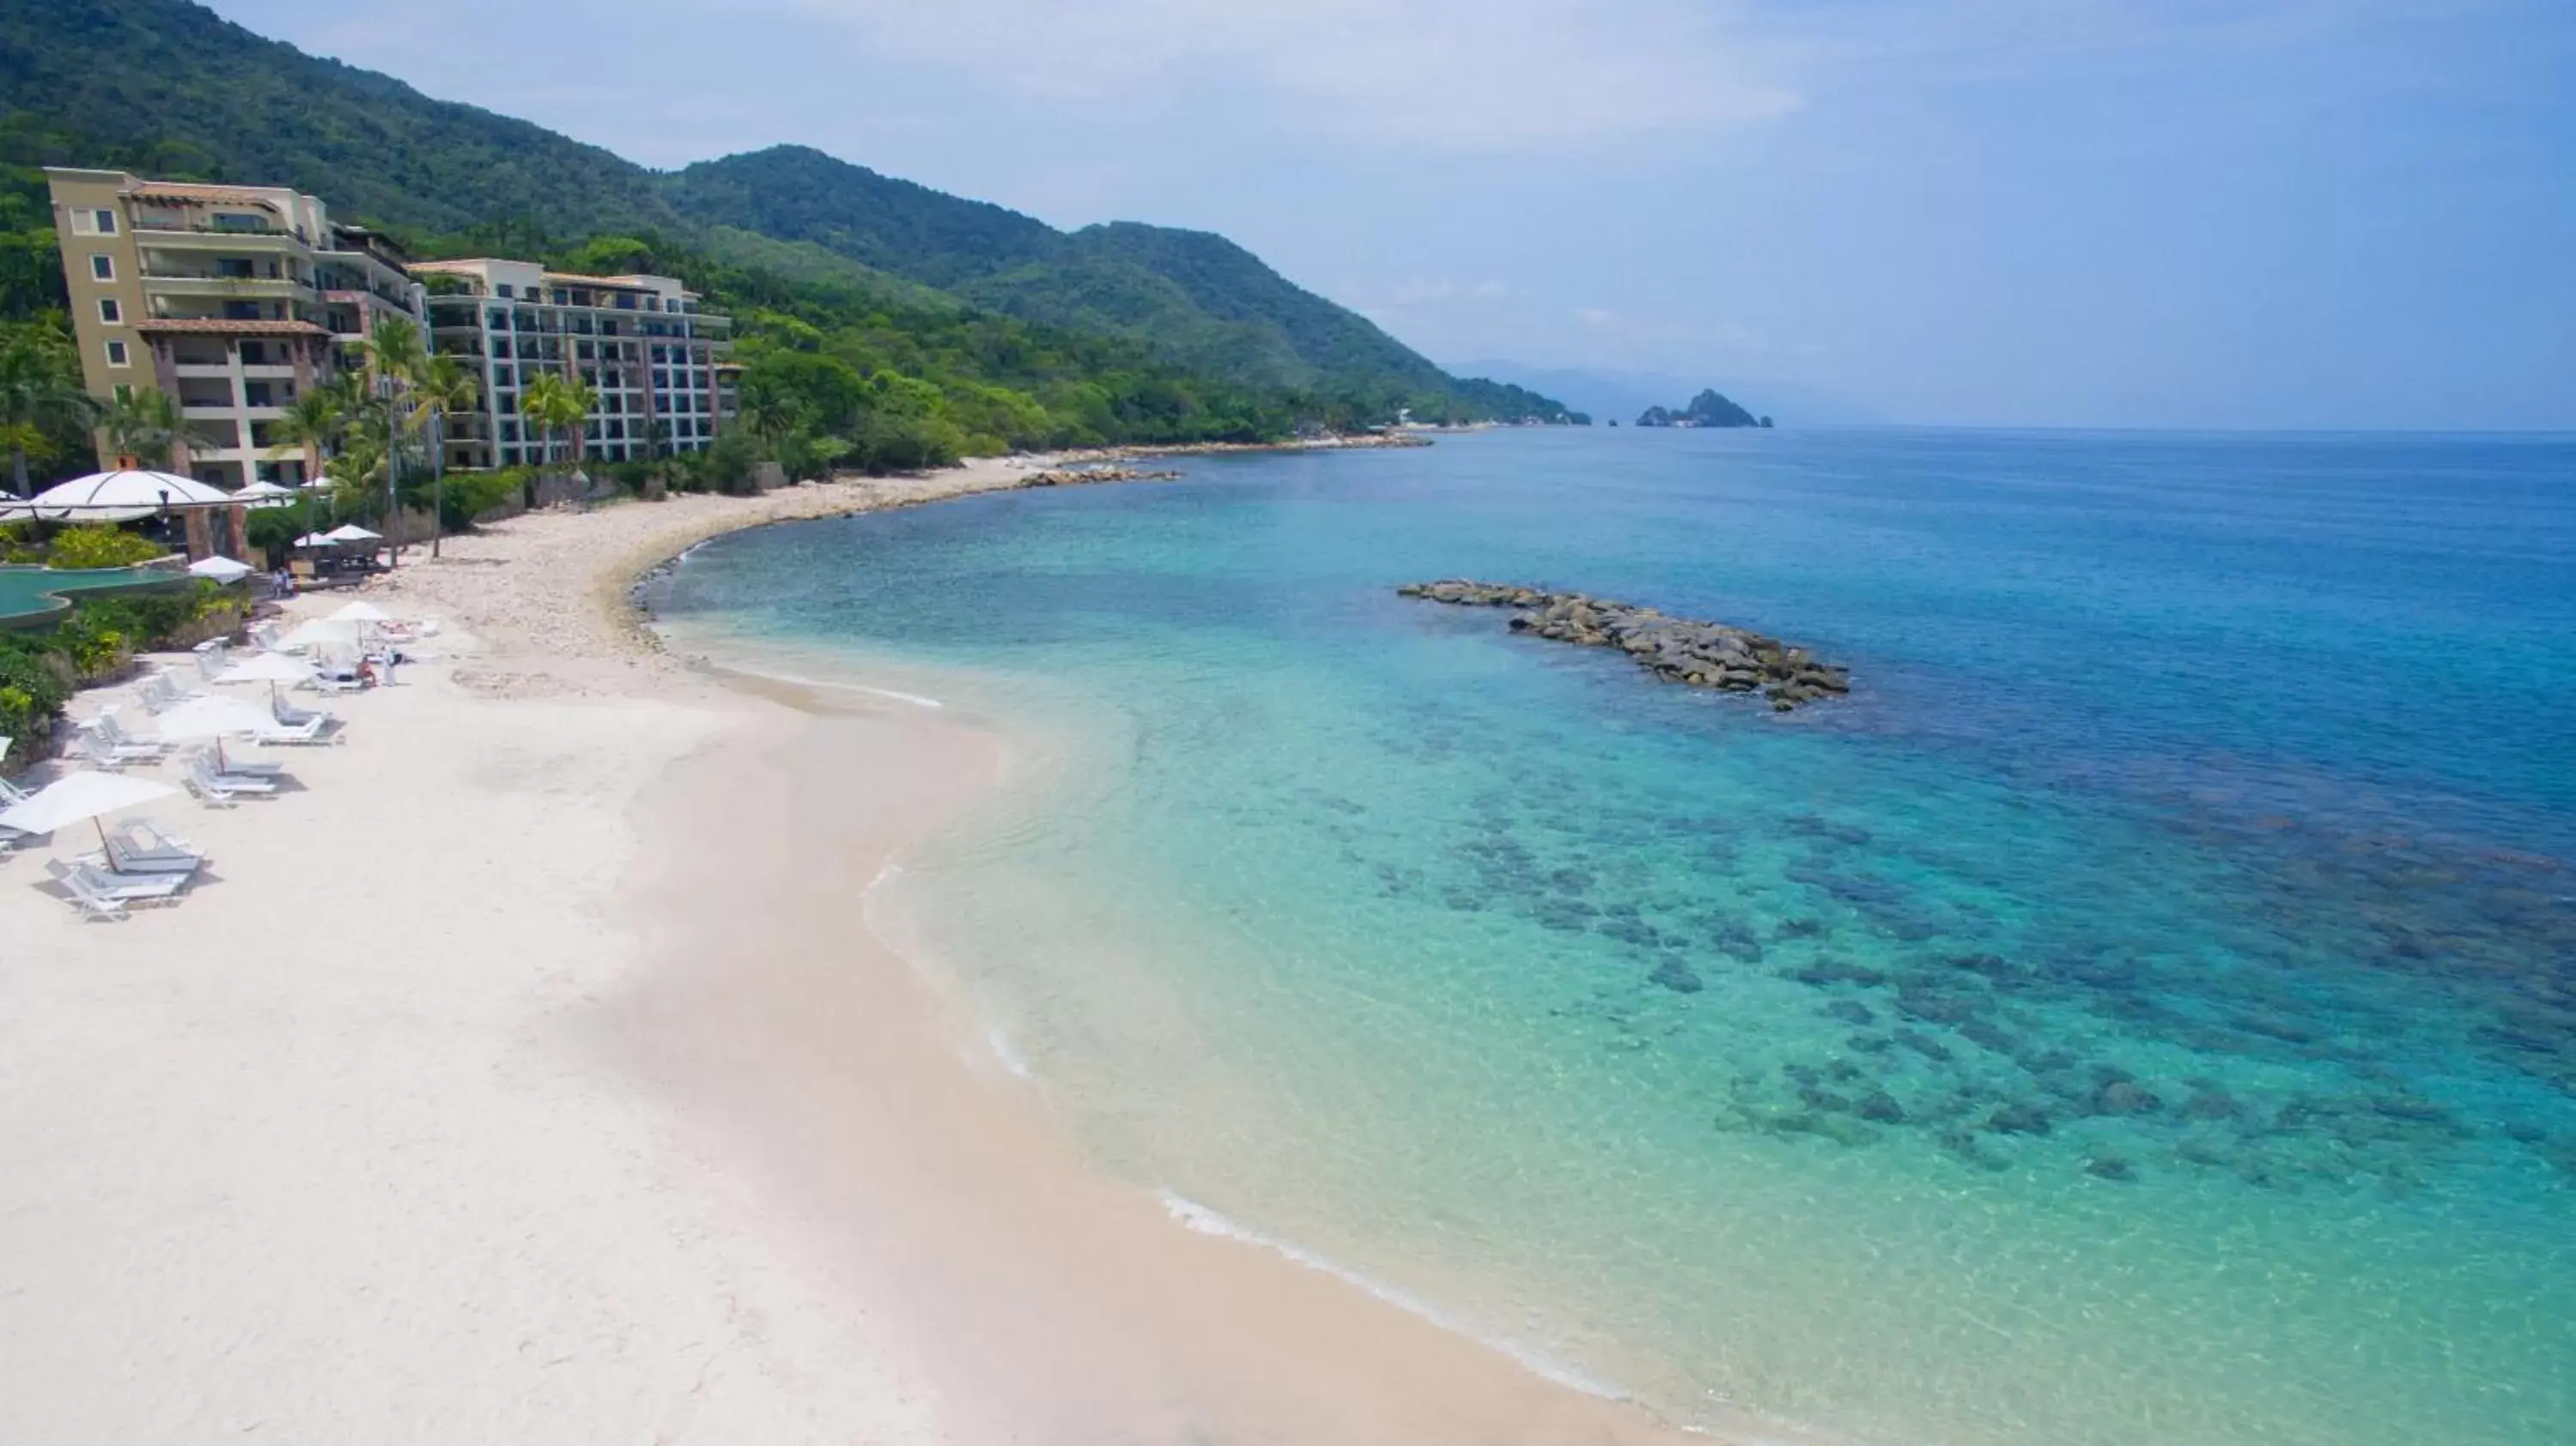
[0,446,1725,1444]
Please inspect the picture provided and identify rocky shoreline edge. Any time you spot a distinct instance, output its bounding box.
[1399,580,1851,710]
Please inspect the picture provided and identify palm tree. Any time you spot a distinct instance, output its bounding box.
[519,372,597,489]
[413,353,478,556]
[737,373,805,454]
[0,325,99,496]
[100,387,185,471]
[265,386,346,489]
[359,318,429,564]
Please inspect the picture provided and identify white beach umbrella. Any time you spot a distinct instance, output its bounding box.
[323,524,382,543]
[24,470,232,523]
[0,770,178,848]
[328,600,393,623]
[277,617,363,651]
[216,653,317,686]
[153,696,276,742]
[187,556,256,583]
[232,480,298,509]
[293,532,336,548]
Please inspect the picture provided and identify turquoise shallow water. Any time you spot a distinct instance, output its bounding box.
[649,428,2576,1445]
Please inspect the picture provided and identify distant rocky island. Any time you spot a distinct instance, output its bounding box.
[1399,580,1849,710]
[1637,389,1773,429]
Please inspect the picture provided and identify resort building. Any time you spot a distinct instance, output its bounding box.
[407,258,737,471]
[46,168,428,489]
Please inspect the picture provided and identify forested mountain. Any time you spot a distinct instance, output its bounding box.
[1637,390,1771,429]
[667,146,1465,393]
[0,0,1569,421]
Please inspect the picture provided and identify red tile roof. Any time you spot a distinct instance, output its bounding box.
[135,319,332,337]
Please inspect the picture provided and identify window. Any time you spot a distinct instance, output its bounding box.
[112,383,134,404]
[71,207,118,236]
[496,284,514,299]
[97,297,122,325]
[89,253,114,282]
[105,339,130,367]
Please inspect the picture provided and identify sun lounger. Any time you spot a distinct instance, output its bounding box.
[50,859,185,908]
[185,757,277,805]
[0,775,28,805]
[184,745,285,779]
[86,834,204,878]
[258,716,334,746]
[118,817,207,858]
[76,860,187,903]
[271,696,333,730]
[141,672,209,713]
[46,860,131,920]
[79,714,169,765]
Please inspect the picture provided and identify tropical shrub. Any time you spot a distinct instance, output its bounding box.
[45,524,166,569]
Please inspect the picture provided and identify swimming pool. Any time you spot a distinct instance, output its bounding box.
[0,564,191,630]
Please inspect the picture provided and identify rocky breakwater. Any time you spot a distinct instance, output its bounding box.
[1022,465,1185,488]
[1399,580,1850,710]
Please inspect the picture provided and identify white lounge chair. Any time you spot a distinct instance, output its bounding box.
[271,694,334,730]
[79,714,169,765]
[185,756,277,806]
[87,831,205,878]
[50,859,185,908]
[0,775,28,805]
[46,860,132,920]
[140,672,209,713]
[267,717,332,746]
[248,622,290,653]
[119,817,207,858]
[184,744,284,780]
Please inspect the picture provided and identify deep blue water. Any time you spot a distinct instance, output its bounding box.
[650,428,2576,1446]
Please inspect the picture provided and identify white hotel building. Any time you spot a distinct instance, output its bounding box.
[408,258,737,471]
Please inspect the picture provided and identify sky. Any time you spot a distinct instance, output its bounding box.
[213,0,2575,429]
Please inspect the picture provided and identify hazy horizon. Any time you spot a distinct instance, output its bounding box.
[212,0,2573,432]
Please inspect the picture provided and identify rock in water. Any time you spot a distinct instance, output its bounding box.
[1398,580,1850,710]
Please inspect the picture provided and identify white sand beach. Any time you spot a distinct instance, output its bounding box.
[0,465,1710,1445]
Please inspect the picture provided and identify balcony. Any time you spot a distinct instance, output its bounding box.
[142,272,315,301]
[132,224,308,250]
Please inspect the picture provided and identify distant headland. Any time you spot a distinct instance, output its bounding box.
[1637,389,1773,429]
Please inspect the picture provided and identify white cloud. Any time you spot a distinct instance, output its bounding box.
[765,0,1803,151]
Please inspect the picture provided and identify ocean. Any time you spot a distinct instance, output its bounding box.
[645,427,2576,1446]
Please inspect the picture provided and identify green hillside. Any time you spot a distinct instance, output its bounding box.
[0,0,1571,422]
